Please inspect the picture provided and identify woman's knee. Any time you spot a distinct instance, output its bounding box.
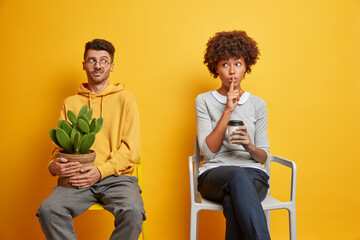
[228,169,251,187]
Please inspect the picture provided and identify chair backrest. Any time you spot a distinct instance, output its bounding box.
[189,136,204,203]
[134,157,143,188]
[264,156,271,195]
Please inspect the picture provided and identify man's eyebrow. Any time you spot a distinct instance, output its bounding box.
[87,56,109,59]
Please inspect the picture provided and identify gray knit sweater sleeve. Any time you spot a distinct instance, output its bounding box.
[195,91,270,174]
[195,93,217,159]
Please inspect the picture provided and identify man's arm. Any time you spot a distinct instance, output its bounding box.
[96,100,141,178]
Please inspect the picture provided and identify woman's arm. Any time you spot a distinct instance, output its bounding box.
[205,108,231,153]
[229,126,268,164]
[206,81,240,153]
[229,97,269,164]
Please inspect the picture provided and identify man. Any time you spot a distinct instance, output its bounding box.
[37,39,145,240]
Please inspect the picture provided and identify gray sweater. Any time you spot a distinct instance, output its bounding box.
[195,91,270,175]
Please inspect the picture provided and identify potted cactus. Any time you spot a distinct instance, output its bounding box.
[49,104,103,187]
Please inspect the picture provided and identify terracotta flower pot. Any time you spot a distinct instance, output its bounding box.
[57,150,96,188]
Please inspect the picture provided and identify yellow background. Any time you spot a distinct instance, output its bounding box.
[0,0,359,239]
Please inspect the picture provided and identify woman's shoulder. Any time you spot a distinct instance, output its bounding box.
[248,93,267,106]
[195,91,214,103]
[196,91,213,98]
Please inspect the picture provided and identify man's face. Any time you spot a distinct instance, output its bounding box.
[83,49,114,84]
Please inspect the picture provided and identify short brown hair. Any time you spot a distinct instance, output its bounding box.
[204,30,260,78]
[84,39,115,62]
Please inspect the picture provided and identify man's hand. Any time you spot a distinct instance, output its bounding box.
[49,157,82,177]
[68,166,101,189]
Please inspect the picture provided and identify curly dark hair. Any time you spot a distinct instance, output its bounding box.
[204,30,260,78]
[84,39,115,62]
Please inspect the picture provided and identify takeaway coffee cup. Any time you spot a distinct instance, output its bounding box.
[227,120,244,145]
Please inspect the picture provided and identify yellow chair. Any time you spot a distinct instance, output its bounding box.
[88,158,147,240]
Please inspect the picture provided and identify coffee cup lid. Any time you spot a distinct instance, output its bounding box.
[228,120,244,126]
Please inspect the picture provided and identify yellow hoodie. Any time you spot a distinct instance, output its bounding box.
[50,83,141,179]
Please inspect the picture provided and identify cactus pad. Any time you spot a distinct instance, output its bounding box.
[94,117,103,134]
[79,132,96,154]
[49,129,62,148]
[61,121,72,136]
[85,108,93,121]
[78,105,88,118]
[78,119,90,133]
[68,110,77,126]
[56,128,73,153]
[79,113,90,125]
[50,104,103,154]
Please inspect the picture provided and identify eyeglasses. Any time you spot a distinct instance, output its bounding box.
[85,58,110,68]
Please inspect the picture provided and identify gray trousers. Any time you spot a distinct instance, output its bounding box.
[36,175,146,240]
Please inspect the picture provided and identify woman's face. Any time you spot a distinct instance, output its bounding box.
[216,57,246,92]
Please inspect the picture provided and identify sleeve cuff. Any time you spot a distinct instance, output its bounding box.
[97,161,119,180]
[200,139,216,159]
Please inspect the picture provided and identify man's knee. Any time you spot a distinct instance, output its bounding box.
[37,199,66,222]
[37,200,53,223]
[115,201,145,226]
[127,201,145,220]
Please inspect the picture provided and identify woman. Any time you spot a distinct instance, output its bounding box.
[195,30,271,240]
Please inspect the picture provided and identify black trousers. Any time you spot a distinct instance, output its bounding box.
[198,166,271,240]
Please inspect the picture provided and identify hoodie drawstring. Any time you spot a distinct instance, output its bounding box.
[88,92,103,118]
[100,95,103,118]
[88,92,92,109]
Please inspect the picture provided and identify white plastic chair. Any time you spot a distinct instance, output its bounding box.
[189,137,297,240]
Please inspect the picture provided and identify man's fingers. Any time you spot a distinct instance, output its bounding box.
[66,162,82,168]
[62,172,77,178]
[55,157,68,163]
[56,158,81,168]
[80,167,92,173]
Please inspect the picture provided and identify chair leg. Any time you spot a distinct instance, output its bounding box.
[141,220,147,240]
[264,210,271,233]
[190,208,199,240]
[288,207,297,240]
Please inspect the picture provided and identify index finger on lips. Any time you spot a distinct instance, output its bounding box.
[229,80,234,92]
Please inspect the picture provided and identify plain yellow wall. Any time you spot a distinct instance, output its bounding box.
[0,0,359,239]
